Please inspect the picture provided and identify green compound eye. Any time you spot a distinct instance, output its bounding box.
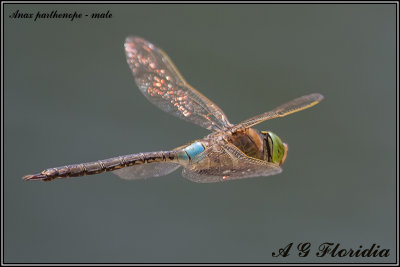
[267,132,286,164]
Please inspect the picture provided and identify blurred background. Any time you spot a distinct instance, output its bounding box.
[4,3,396,263]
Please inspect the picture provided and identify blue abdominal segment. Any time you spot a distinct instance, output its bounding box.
[182,141,205,160]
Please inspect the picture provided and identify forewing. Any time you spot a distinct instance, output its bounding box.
[233,93,324,130]
[113,162,180,180]
[182,143,282,183]
[125,37,232,131]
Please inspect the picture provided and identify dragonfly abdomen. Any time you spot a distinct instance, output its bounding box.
[181,141,206,161]
[23,151,179,181]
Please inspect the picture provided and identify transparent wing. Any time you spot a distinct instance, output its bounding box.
[182,143,282,183]
[113,162,180,180]
[125,36,232,131]
[232,93,324,131]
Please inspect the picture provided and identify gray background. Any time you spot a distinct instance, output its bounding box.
[4,3,396,263]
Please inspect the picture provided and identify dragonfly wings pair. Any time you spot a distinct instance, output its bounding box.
[116,37,322,182]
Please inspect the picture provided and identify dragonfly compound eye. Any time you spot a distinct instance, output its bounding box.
[267,132,286,165]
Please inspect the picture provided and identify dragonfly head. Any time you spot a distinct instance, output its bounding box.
[262,131,288,166]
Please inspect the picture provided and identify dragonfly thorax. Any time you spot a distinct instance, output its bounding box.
[227,128,265,160]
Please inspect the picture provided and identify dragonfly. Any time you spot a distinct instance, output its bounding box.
[23,37,324,183]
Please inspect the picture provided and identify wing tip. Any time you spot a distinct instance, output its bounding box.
[310,93,324,103]
[124,36,152,47]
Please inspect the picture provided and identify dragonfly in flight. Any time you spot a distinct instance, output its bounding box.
[23,37,324,183]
